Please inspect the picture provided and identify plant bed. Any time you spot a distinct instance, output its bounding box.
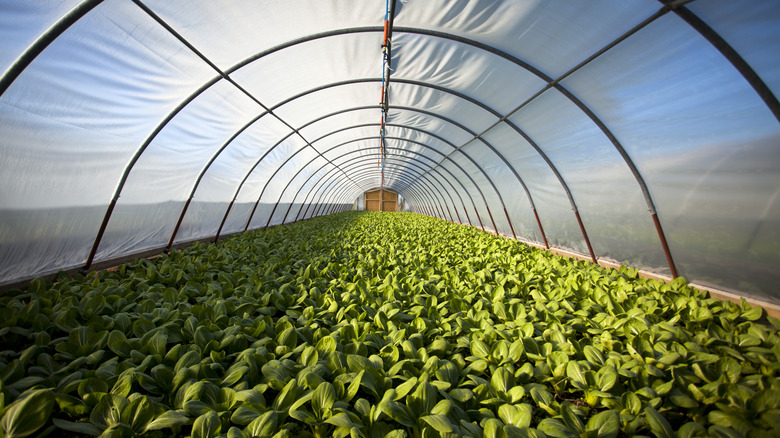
[1,211,778,437]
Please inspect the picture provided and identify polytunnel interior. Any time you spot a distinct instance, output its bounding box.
[1,0,779,309]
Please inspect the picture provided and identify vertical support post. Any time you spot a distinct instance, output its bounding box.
[445,204,455,222]
[216,199,237,242]
[533,208,550,249]
[474,207,485,231]
[485,204,499,235]
[265,201,282,229]
[652,213,679,278]
[84,199,117,270]
[503,207,517,240]
[453,206,462,224]
[574,211,597,264]
[167,198,192,250]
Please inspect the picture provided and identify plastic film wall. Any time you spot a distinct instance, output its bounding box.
[0,0,779,306]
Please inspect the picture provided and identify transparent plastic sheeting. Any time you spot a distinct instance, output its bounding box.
[0,1,779,306]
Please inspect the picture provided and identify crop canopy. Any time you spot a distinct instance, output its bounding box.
[0,0,779,304]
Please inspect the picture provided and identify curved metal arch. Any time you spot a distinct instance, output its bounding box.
[297,118,549,239]
[327,170,436,218]
[238,135,452,233]
[345,174,434,217]
[389,26,669,270]
[311,158,449,220]
[245,105,498,230]
[313,168,436,221]
[299,162,429,220]
[659,1,780,122]
[292,155,458,223]
[330,154,459,220]
[4,4,775,273]
[289,140,476,227]
[325,146,469,224]
[0,0,105,96]
[299,124,478,222]
[166,109,270,249]
[261,146,454,227]
[278,76,551,241]
[331,171,442,220]
[210,129,299,243]
[282,104,507,231]
[283,135,475,224]
[282,145,470,226]
[307,156,455,222]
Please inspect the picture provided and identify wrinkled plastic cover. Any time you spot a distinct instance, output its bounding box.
[0,1,778,304]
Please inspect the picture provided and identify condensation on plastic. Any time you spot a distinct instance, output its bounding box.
[563,14,780,302]
[0,1,216,282]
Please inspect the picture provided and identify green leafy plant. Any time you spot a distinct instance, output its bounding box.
[0,211,777,437]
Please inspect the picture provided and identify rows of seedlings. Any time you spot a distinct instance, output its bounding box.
[1,211,778,437]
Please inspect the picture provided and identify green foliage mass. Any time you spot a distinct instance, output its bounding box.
[1,211,778,438]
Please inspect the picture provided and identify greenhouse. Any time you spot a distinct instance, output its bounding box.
[1,1,779,437]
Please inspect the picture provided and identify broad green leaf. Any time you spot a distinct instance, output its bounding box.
[566,361,586,389]
[645,406,673,438]
[538,418,577,438]
[583,345,604,366]
[407,379,437,415]
[677,422,707,438]
[52,418,101,436]
[144,409,190,432]
[325,412,359,428]
[301,346,318,367]
[585,410,619,438]
[246,410,278,438]
[122,395,155,432]
[227,426,246,438]
[491,367,515,394]
[231,406,263,425]
[498,403,533,428]
[147,331,168,356]
[483,418,505,438]
[471,339,490,359]
[235,390,266,410]
[378,390,416,428]
[421,414,456,433]
[90,394,130,429]
[394,376,418,400]
[560,403,583,434]
[0,389,55,438]
[192,411,221,438]
[107,330,131,357]
[312,382,336,420]
[272,379,299,413]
